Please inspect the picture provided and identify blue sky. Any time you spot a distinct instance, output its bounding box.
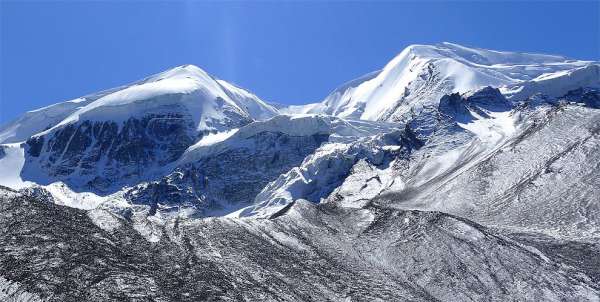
[1,1,598,124]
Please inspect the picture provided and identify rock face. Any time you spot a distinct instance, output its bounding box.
[238,127,423,218]
[23,112,199,193]
[438,86,512,122]
[126,132,330,216]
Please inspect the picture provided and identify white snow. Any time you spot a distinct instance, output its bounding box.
[1,42,599,228]
[231,142,353,218]
[48,69,240,133]
[0,144,33,189]
[410,106,517,188]
[291,42,595,122]
[412,146,469,187]
[502,64,600,101]
[216,79,279,120]
[43,182,108,210]
[0,144,133,209]
[0,98,93,144]
[87,209,123,232]
[458,110,516,144]
[331,159,399,209]
[188,129,239,150]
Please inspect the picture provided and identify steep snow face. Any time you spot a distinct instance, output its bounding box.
[296,42,595,122]
[0,144,33,190]
[239,87,516,219]
[280,70,381,117]
[0,99,93,144]
[0,85,130,144]
[216,79,279,121]
[502,64,600,101]
[40,65,278,134]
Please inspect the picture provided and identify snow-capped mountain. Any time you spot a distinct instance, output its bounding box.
[285,42,598,122]
[1,65,280,194]
[0,64,278,145]
[1,43,600,301]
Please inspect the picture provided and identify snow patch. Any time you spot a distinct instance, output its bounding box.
[0,144,34,190]
[189,129,239,150]
[88,209,123,232]
[43,182,113,210]
[458,110,516,144]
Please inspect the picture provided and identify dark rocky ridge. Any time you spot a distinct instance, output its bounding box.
[438,86,512,123]
[1,189,598,301]
[23,111,202,193]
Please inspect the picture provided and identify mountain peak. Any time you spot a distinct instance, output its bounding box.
[397,42,574,66]
[0,63,278,144]
[144,64,213,83]
[297,42,595,122]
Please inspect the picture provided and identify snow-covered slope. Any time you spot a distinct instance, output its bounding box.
[238,87,514,218]
[502,64,600,101]
[0,143,33,189]
[234,128,421,218]
[292,42,597,122]
[0,65,278,145]
[178,114,393,164]
[240,86,600,245]
[378,99,600,241]
[0,85,132,145]
[0,98,93,144]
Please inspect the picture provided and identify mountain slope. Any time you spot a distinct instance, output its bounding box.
[377,97,600,241]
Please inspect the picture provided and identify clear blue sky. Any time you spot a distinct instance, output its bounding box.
[1,1,599,124]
